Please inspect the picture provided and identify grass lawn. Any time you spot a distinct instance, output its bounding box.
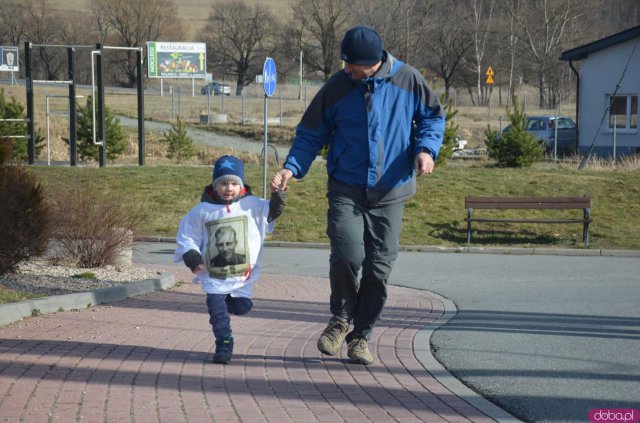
[30,160,640,250]
[0,287,43,304]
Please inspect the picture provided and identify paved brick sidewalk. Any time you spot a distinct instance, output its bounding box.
[0,265,499,422]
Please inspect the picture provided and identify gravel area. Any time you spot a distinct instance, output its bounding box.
[0,261,162,297]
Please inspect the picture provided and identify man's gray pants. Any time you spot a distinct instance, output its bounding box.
[326,191,404,340]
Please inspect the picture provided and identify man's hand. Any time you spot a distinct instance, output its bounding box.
[415,152,435,176]
[271,168,294,191]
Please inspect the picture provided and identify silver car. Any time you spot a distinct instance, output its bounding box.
[201,82,231,96]
[503,115,577,151]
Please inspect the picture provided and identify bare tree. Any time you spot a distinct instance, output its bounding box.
[0,1,28,47]
[90,0,184,87]
[292,0,351,81]
[505,0,519,105]
[348,0,426,64]
[424,3,472,101]
[0,1,28,79]
[509,0,582,108]
[25,0,67,80]
[459,0,495,106]
[276,21,308,99]
[201,0,278,95]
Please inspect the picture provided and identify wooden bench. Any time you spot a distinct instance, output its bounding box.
[465,196,592,246]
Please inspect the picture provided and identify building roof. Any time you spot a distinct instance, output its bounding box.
[560,25,640,61]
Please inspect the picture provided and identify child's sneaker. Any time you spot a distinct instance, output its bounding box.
[213,336,234,364]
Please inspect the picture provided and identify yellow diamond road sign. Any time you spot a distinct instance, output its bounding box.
[486,66,494,84]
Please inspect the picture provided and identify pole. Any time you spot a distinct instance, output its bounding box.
[25,42,35,165]
[96,43,106,167]
[279,88,283,126]
[68,47,77,166]
[613,116,617,161]
[137,48,145,166]
[46,96,51,166]
[299,50,303,101]
[263,94,268,199]
[241,90,245,125]
[171,87,175,120]
[207,89,211,122]
[554,113,558,162]
[304,85,307,110]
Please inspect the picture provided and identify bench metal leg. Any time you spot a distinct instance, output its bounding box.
[583,208,590,246]
[466,209,473,245]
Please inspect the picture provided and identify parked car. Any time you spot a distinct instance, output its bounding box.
[201,82,231,96]
[502,115,577,152]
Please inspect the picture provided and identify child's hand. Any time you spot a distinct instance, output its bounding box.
[270,169,293,191]
[270,173,282,192]
[192,264,204,274]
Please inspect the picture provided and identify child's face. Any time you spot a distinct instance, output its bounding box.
[215,180,242,201]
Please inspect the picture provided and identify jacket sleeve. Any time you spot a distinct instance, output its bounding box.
[268,188,287,222]
[173,207,204,264]
[413,78,446,159]
[182,249,204,271]
[283,87,333,178]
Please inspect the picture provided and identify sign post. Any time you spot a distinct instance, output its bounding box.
[262,57,277,198]
[486,66,494,121]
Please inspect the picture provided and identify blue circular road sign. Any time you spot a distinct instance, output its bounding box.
[263,57,277,97]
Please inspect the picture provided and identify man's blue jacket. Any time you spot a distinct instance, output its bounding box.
[283,51,445,206]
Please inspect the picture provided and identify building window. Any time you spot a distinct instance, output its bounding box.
[608,94,638,130]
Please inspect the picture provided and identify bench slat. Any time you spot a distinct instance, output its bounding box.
[465,196,589,210]
[467,218,592,224]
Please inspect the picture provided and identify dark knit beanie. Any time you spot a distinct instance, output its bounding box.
[212,155,245,189]
[340,26,383,65]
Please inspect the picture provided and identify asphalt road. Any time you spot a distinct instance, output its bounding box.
[135,242,640,423]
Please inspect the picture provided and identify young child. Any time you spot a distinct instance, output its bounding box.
[173,155,286,364]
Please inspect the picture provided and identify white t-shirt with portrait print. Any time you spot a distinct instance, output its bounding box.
[173,195,274,298]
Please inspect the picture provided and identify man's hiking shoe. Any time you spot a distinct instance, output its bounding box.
[347,337,373,365]
[317,317,349,356]
[213,336,234,364]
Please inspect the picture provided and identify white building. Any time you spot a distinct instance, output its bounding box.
[560,25,640,158]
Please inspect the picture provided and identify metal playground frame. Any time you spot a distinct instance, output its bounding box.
[24,42,145,167]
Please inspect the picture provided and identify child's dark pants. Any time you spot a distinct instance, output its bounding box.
[206,293,253,338]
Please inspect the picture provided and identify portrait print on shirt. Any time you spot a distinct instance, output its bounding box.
[205,216,249,279]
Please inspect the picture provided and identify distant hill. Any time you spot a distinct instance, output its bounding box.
[52,0,294,40]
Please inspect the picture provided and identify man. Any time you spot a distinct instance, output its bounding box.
[271,25,445,365]
[211,226,246,267]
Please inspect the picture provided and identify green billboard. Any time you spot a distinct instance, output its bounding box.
[147,42,206,78]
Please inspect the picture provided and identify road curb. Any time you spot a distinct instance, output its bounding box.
[134,236,640,257]
[0,272,176,327]
[412,290,524,423]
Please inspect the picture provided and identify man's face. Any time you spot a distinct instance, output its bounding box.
[344,61,382,80]
[215,231,237,260]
